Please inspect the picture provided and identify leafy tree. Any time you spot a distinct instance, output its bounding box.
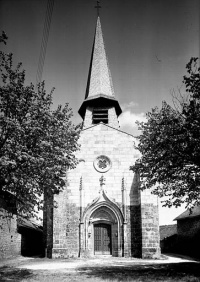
[0,31,8,45]
[131,57,200,209]
[0,44,81,218]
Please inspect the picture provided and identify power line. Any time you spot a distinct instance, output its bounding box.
[36,0,54,86]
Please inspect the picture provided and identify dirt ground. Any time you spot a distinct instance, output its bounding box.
[0,254,200,282]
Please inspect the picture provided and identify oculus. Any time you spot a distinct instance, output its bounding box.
[94,155,111,173]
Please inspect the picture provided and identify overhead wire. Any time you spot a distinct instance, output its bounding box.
[36,0,54,85]
[37,0,54,84]
[36,0,54,86]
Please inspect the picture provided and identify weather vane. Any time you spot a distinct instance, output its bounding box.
[95,0,101,16]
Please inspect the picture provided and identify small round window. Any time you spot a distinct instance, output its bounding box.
[93,155,112,173]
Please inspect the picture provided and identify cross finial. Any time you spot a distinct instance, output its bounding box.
[95,0,101,17]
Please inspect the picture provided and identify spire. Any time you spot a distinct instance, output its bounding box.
[85,16,114,99]
[78,14,122,121]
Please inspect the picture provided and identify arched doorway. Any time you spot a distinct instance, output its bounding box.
[82,195,124,257]
[91,206,116,255]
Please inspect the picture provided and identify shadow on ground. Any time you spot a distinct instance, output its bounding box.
[77,262,200,281]
[0,266,34,282]
[0,260,200,281]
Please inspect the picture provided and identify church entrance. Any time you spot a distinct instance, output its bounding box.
[94,223,111,255]
[82,197,124,257]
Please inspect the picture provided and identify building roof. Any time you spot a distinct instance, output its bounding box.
[17,217,43,233]
[174,205,200,221]
[78,16,122,119]
[85,16,114,99]
[159,224,177,240]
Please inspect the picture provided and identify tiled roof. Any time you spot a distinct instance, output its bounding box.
[174,205,200,221]
[159,224,177,240]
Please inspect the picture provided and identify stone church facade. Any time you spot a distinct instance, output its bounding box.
[50,16,160,259]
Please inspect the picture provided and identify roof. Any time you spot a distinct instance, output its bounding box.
[17,217,43,233]
[174,205,200,221]
[78,95,122,119]
[159,224,177,240]
[78,16,122,119]
[85,16,114,99]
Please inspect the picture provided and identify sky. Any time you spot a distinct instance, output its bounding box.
[0,0,199,225]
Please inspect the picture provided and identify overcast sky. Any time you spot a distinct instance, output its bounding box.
[0,0,199,224]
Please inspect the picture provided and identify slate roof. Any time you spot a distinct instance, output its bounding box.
[85,16,115,99]
[159,224,177,240]
[174,205,200,221]
[78,16,122,119]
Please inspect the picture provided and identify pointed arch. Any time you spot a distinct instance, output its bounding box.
[82,191,124,225]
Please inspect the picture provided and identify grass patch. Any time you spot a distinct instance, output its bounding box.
[0,266,33,281]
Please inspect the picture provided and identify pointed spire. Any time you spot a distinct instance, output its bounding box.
[85,16,115,99]
[78,15,122,121]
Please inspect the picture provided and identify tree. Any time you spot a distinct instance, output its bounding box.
[130,57,200,209]
[0,45,81,218]
[0,31,8,45]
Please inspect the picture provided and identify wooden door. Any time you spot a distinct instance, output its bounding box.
[94,223,111,255]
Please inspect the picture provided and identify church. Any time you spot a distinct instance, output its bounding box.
[45,12,160,259]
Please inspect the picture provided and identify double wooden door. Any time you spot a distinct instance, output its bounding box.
[94,223,111,255]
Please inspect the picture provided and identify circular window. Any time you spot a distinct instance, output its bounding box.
[94,155,112,173]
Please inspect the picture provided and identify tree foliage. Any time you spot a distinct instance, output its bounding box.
[0,44,81,218]
[0,31,8,45]
[131,58,200,209]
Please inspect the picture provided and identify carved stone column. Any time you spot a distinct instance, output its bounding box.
[79,176,84,256]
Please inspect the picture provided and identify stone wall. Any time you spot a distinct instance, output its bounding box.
[108,107,120,128]
[52,123,160,258]
[140,190,160,259]
[126,205,142,257]
[0,208,21,259]
[83,107,93,128]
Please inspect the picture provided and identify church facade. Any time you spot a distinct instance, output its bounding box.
[50,16,160,259]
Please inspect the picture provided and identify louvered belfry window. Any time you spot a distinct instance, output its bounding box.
[93,108,108,124]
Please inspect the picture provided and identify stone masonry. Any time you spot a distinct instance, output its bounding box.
[0,207,21,259]
[49,15,160,259]
[52,122,160,258]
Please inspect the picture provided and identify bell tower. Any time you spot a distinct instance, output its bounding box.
[78,16,122,129]
[52,1,161,260]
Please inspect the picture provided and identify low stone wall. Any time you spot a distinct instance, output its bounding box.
[0,208,21,259]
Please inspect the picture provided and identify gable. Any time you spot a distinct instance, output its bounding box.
[82,122,135,138]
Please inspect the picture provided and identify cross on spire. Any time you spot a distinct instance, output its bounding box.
[95,0,101,16]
